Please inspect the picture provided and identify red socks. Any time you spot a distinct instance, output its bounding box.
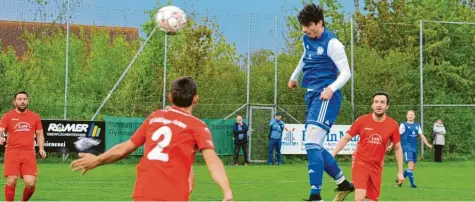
[21,186,36,201]
[4,185,15,202]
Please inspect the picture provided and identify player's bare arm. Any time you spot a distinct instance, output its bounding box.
[386,142,393,152]
[189,166,195,195]
[419,133,433,148]
[71,140,138,175]
[0,127,6,145]
[393,142,405,184]
[201,148,233,201]
[331,133,353,157]
[36,129,46,158]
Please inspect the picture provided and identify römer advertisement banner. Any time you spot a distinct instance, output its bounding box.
[0,120,106,153]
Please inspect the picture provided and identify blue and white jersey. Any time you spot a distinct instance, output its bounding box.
[400,122,422,152]
[290,28,351,93]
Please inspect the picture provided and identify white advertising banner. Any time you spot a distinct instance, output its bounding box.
[281,124,360,155]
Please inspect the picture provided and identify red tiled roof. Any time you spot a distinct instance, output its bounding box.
[0,20,139,58]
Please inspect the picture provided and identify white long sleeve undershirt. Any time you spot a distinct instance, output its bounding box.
[289,38,352,92]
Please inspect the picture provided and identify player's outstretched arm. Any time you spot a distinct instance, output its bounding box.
[96,140,138,164]
[71,140,138,175]
[201,148,233,201]
[331,133,353,157]
[393,142,405,184]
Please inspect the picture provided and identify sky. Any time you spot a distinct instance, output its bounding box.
[0,0,362,53]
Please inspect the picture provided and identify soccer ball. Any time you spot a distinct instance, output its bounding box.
[155,5,187,34]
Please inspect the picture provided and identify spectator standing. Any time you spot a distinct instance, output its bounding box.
[432,119,446,162]
[232,115,249,166]
[268,112,285,165]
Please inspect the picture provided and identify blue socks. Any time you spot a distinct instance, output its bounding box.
[406,169,415,186]
[306,144,346,195]
[322,149,345,183]
[306,145,324,195]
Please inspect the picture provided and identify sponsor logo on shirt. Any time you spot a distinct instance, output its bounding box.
[14,122,32,132]
[367,134,382,145]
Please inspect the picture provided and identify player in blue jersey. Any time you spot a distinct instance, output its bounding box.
[288,3,354,201]
[387,110,432,188]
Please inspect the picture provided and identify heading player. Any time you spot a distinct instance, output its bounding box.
[387,110,432,188]
[0,91,46,201]
[332,92,405,201]
[70,76,233,201]
[289,3,354,201]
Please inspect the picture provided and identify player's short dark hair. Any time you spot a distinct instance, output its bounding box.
[372,91,390,105]
[170,76,197,108]
[298,3,325,26]
[13,91,28,100]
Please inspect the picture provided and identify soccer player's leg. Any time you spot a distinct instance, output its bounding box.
[366,171,382,201]
[397,150,411,187]
[406,152,417,188]
[304,91,352,201]
[4,152,20,202]
[303,91,325,201]
[20,154,38,201]
[319,92,354,200]
[324,148,354,201]
[352,162,370,202]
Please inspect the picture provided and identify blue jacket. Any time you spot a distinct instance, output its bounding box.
[233,122,248,143]
[269,119,285,140]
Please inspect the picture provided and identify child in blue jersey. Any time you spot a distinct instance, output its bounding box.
[388,110,432,188]
[288,3,354,201]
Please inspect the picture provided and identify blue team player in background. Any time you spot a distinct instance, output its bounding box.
[288,3,354,201]
[388,110,432,188]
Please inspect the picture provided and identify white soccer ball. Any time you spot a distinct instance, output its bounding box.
[155,5,187,34]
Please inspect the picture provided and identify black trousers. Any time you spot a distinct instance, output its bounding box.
[434,145,443,162]
[233,142,249,164]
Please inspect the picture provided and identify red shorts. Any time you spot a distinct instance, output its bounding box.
[352,160,382,201]
[3,151,37,177]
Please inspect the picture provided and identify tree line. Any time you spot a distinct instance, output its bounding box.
[0,0,473,156]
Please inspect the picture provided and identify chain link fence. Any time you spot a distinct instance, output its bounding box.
[0,0,473,160]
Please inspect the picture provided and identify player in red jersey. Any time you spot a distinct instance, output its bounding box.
[332,92,404,201]
[0,91,46,201]
[71,76,233,201]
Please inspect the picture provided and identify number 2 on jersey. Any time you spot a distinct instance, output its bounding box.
[147,126,172,162]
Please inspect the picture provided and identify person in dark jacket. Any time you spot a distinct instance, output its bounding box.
[268,112,285,165]
[232,115,249,166]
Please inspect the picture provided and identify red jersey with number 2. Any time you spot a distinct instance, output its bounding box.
[129,106,215,201]
[346,113,400,171]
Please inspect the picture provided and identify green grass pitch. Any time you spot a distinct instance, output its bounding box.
[1,161,473,201]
